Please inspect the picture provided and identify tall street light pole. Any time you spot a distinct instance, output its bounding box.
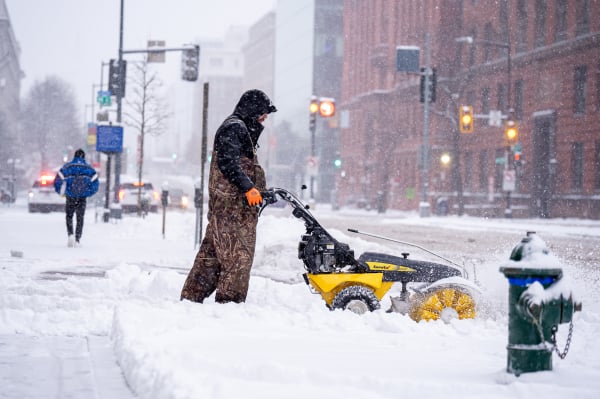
[114,0,125,204]
[420,33,432,218]
[455,35,513,218]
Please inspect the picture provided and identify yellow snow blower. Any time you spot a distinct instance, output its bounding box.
[261,187,478,322]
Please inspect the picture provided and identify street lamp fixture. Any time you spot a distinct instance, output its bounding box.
[440,153,451,166]
[455,36,474,44]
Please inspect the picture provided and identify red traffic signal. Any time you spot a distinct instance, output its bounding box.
[318,98,335,117]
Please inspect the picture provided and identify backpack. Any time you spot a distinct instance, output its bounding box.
[69,175,93,197]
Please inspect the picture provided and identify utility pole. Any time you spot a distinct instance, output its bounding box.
[419,33,431,217]
[114,0,125,205]
[196,82,209,248]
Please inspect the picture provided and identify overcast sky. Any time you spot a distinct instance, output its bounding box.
[6,0,275,114]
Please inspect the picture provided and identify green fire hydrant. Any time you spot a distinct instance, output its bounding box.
[499,232,582,376]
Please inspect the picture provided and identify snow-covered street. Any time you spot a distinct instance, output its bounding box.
[1,199,599,398]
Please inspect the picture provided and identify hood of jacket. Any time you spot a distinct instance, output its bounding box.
[232,89,278,143]
[233,90,277,122]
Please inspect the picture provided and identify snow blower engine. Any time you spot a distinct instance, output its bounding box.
[260,187,479,322]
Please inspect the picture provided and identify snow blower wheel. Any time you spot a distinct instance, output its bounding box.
[409,286,476,322]
[331,286,380,314]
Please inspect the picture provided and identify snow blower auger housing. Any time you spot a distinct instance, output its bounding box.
[260,187,478,322]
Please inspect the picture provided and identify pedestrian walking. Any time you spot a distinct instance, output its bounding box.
[181,89,277,304]
[54,149,99,247]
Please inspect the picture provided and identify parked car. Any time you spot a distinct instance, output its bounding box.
[28,173,65,213]
[117,181,159,213]
[167,188,189,210]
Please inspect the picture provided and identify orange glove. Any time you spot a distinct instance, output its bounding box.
[245,188,263,206]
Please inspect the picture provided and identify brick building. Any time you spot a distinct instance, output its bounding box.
[338,0,600,218]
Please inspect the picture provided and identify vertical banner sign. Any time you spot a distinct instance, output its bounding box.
[87,123,97,149]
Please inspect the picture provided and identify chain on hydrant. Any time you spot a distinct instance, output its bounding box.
[500,231,582,376]
[551,322,574,359]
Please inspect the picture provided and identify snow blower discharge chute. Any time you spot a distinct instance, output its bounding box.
[260,187,479,322]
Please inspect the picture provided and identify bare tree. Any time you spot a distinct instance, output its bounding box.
[20,76,80,171]
[123,57,171,215]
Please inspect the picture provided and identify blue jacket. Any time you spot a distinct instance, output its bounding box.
[54,156,99,198]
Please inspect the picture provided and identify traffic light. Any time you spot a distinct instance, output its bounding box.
[318,98,336,117]
[309,97,318,131]
[108,59,127,98]
[459,105,474,133]
[505,119,519,146]
[333,154,342,168]
[419,67,437,103]
[513,145,523,169]
[181,45,200,82]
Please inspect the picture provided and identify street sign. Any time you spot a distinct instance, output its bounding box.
[147,40,166,63]
[502,169,516,192]
[306,156,319,177]
[96,90,112,106]
[96,125,124,153]
[96,111,109,122]
[489,110,502,127]
[396,45,420,73]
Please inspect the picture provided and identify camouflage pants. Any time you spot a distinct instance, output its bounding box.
[180,200,258,304]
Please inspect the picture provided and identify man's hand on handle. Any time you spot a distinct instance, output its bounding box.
[245,188,263,206]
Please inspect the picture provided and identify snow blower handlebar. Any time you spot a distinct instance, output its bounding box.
[347,228,468,278]
[259,187,322,230]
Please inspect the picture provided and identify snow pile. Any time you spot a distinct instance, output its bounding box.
[1,203,600,398]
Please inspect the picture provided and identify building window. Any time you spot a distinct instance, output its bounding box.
[499,0,509,58]
[469,29,477,67]
[575,0,590,36]
[596,62,600,112]
[497,83,506,112]
[554,0,568,42]
[571,142,584,191]
[466,90,476,107]
[484,23,493,62]
[574,65,587,114]
[482,87,491,114]
[464,151,473,191]
[516,0,528,52]
[595,140,600,190]
[534,0,547,47]
[514,80,524,119]
[479,149,488,191]
[495,148,504,191]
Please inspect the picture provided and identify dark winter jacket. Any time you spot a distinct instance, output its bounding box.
[214,90,277,192]
[54,156,99,198]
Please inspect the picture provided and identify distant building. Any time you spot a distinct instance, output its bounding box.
[272,0,343,199]
[242,11,276,174]
[0,0,23,200]
[339,0,600,219]
[185,26,248,167]
[0,0,23,167]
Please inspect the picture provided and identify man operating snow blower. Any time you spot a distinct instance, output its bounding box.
[180,89,277,304]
